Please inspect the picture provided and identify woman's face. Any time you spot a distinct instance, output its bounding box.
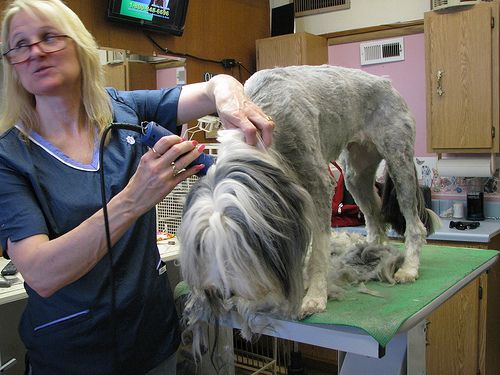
[8,10,81,97]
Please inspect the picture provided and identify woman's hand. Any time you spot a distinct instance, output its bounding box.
[6,136,205,297]
[208,74,274,147]
[121,135,205,215]
[177,75,274,147]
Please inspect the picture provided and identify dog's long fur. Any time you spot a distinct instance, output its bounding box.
[178,129,316,354]
[178,65,441,356]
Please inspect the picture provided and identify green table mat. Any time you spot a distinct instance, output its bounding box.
[174,244,498,348]
[301,244,498,347]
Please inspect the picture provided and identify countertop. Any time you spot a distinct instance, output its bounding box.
[0,241,182,306]
[0,260,25,305]
[3,220,500,306]
[337,218,500,243]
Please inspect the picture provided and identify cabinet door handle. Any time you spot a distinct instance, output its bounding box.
[437,70,445,96]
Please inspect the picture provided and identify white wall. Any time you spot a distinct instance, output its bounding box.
[271,0,430,35]
[270,0,292,8]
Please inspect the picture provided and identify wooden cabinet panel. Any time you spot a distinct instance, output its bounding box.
[103,61,156,91]
[483,249,500,375]
[0,0,270,85]
[103,63,127,91]
[425,3,500,153]
[128,62,157,90]
[428,238,500,375]
[256,32,328,71]
[426,279,480,375]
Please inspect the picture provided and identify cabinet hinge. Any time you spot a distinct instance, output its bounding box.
[479,285,483,300]
[492,127,496,139]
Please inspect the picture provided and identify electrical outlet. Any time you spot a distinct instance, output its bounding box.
[203,72,214,82]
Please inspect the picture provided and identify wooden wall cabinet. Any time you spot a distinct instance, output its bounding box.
[425,268,485,375]
[426,238,500,375]
[425,2,500,153]
[103,60,157,91]
[256,32,328,71]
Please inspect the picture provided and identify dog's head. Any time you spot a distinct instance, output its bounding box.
[178,129,314,322]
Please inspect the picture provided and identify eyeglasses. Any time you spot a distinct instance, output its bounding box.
[2,35,71,65]
[449,221,481,230]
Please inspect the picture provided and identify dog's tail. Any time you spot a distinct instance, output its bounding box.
[381,166,441,236]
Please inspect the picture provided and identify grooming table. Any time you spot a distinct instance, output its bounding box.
[177,244,498,375]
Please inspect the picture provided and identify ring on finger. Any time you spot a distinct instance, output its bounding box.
[152,147,160,155]
[171,161,184,176]
[265,115,273,122]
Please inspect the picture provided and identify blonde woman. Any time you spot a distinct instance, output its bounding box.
[0,0,273,373]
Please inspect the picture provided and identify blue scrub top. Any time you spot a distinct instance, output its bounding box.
[0,87,183,374]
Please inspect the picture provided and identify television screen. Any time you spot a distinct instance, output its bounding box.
[107,0,189,36]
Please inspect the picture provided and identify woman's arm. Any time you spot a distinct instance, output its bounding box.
[7,76,274,297]
[7,135,203,297]
[177,74,274,147]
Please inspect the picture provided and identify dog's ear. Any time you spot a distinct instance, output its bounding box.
[375,181,384,198]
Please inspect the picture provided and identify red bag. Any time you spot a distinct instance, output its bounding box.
[330,162,365,227]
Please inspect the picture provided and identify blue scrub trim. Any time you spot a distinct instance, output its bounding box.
[18,125,100,171]
[34,309,90,331]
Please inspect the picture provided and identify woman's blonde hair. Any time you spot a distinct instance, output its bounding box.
[0,0,113,135]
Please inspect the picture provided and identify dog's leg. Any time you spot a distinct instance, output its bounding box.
[301,227,330,317]
[292,159,332,318]
[383,147,427,283]
[361,81,432,283]
[392,173,427,282]
[340,146,387,245]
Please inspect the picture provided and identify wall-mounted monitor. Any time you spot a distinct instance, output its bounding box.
[107,0,189,36]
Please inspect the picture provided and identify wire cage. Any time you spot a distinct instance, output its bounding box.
[177,328,295,375]
[155,175,198,235]
[233,333,293,375]
[155,144,219,235]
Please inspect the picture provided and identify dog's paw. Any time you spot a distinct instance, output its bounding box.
[299,296,327,319]
[394,267,418,283]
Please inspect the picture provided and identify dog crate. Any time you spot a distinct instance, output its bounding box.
[156,175,199,235]
[155,144,219,235]
[177,328,295,375]
[233,333,292,374]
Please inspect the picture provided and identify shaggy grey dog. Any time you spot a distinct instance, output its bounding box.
[243,65,439,309]
[178,65,440,355]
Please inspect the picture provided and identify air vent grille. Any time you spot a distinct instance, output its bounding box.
[294,0,350,18]
[360,38,405,66]
[431,0,480,11]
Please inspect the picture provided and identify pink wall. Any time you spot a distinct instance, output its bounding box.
[329,33,431,157]
[156,68,178,89]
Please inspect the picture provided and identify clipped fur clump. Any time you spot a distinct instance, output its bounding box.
[303,232,404,300]
[326,232,404,299]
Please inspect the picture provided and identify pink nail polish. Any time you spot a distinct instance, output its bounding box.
[196,164,205,171]
[192,140,199,146]
[198,144,206,152]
